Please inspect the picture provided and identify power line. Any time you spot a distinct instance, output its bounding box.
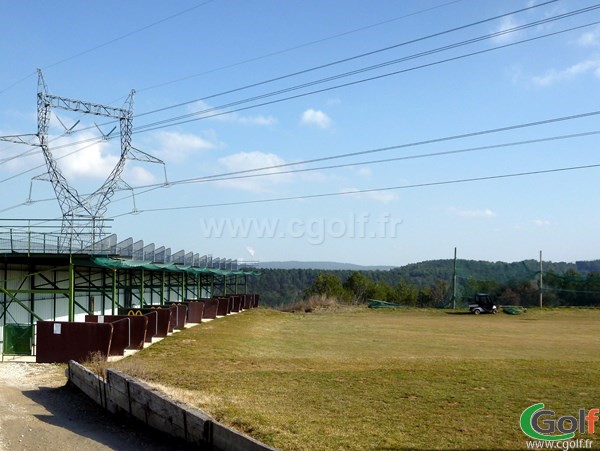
[48,0,563,141]
[133,17,600,134]
[121,128,600,198]
[108,163,600,217]
[135,0,559,118]
[2,4,596,213]
[11,127,600,215]
[135,109,600,189]
[7,108,600,210]
[136,0,467,94]
[0,1,216,96]
[150,130,600,186]
[4,1,584,162]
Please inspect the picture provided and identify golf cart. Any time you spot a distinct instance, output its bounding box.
[469,293,498,315]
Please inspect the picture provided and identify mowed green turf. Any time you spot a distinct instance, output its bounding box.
[113,308,600,450]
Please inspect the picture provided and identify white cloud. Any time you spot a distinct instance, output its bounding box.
[187,100,276,126]
[300,109,332,129]
[577,26,600,47]
[448,207,496,218]
[342,187,398,204]
[491,16,522,44]
[355,167,372,178]
[123,166,157,185]
[532,59,600,86]
[0,141,44,173]
[532,219,551,227]
[149,130,217,163]
[50,132,120,180]
[216,151,290,192]
[232,114,277,126]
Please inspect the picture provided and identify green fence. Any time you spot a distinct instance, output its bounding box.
[3,323,33,355]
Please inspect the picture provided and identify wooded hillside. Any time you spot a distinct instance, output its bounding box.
[248,259,600,307]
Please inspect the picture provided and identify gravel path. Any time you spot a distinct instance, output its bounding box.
[0,363,195,451]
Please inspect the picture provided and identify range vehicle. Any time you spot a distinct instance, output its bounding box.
[469,293,498,315]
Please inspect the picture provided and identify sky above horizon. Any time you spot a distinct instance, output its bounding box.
[1,0,600,266]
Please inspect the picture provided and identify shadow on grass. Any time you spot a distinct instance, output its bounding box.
[444,311,473,315]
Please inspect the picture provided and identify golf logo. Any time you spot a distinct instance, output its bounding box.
[520,403,597,444]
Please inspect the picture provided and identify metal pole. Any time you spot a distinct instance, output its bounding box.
[68,257,75,322]
[112,268,117,315]
[140,268,145,307]
[452,247,457,309]
[160,271,165,306]
[539,250,543,309]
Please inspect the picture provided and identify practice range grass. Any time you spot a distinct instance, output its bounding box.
[112,308,600,450]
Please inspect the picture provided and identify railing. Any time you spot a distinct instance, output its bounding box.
[0,229,117,254]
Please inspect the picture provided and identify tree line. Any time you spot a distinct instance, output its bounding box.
[248,259,600,308]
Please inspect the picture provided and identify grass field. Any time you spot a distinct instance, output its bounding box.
[112,307,600,450]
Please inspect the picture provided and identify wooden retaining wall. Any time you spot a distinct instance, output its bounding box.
[68,361,274,451]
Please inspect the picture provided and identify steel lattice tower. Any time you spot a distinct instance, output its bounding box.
[36,70,136,249]
[0,70,166,252]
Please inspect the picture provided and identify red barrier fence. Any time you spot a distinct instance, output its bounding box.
[36,321,113,363]
[118,308,172,337]
[85,315,148,352]
[35,295,258,363]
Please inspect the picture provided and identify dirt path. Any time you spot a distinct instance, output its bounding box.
[0,363,196,451]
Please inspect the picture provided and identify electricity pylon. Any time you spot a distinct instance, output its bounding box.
[0,70,166,252]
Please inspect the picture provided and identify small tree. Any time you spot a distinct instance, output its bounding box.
[343,272,373,303]
[395,280,418,306]
[306,273,347,300]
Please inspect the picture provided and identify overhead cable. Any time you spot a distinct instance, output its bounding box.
[108,163,600,217]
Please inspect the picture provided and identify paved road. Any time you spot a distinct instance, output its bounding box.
[0,363,196,451]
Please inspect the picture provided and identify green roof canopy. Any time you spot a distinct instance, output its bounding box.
[87,257,259,276]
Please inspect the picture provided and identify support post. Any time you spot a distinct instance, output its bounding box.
[539,250,543,309]
[69,258,75,322]
[140,268,145,307]
[452,247,457,310]
[112,269,117,315]
[161,271,165,306]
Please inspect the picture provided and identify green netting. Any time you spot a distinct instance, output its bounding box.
[89,257,259,276]
[368,299,406,309]
[3,323,33,355]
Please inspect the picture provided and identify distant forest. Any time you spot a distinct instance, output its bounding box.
[247,259,600,308]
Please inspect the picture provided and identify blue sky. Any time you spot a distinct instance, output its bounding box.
[1,0,600,266]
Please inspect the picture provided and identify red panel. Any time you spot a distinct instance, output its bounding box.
[231,295,242,312]
[201,299,219,319]
[171,304,188,329]
[36,321,113,364]
[242,294,252,310]
[186,301,204,323]
[216,297,229,316]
